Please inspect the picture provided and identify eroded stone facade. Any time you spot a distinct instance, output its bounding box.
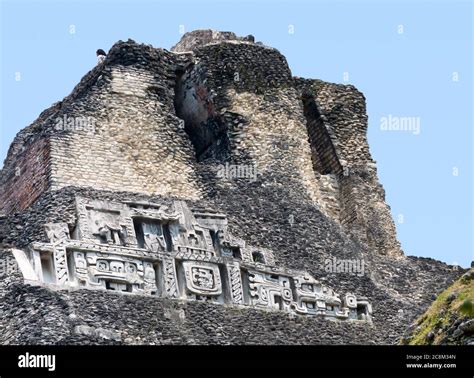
[0,31,400,257]
[0,30,463,345]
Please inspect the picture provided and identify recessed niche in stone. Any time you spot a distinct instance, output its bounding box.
[252,251,265,264]
[40,252,56,284]
[133,218,173,252]
[173,69,230,161]
[105,280,132,292]
[209,230,221,254]
[302,92,342,175]
[222,246,241,260]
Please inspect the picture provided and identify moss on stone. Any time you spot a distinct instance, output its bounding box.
[406,268,473,345]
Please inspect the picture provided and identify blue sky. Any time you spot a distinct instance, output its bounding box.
[0,0,472,266]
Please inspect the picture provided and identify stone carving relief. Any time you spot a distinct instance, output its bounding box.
[184,230,206,250]
[247,247,275,266]
[226,261,244,305]
[221,235,246,261]
[248,271,293,311]
[13,196,373,322]
[127,201,181,222]
[354,297,373,321]
[173,201,217,255]
[193,211,228,232]
[76,198,135,246]
[344,293,357,309]
[69,250,157,294]
[54,247,69,285]
[193,211,228,256]
[162,257,179,299]
[89,209,127,246]
[128,201,181,253]
[292,274,351,319]
[142,221,167,252]
[44,223,70,244]
[183,261,221,297]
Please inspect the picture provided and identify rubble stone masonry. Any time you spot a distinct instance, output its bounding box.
[0,30,463,345]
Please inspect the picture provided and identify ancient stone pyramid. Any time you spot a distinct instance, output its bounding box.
[0,30,461,344]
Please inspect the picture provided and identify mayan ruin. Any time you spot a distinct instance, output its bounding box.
[0,29,468,347]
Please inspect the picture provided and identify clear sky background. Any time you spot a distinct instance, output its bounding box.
[0,0,472,267]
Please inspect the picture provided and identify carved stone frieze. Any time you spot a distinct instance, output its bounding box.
[248,271,293,311]
[12,196,373,322]
[227,261,244,305]
[69,250,157,294]
[183,261,222,296]
[44,223,70,244]
[162,257,179,298]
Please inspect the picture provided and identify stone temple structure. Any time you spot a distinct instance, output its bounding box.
[0,30,463,344]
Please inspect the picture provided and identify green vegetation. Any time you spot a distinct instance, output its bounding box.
[404,269,473,345]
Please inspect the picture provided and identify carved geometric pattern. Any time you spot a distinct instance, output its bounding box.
[227,261,244,305]
[248,271,293,311]
[18,197,373,322]
[76,197,92,239]
[70,250,157,294]
[344,293,357,309]
[183,261,221,296]
[176,249,215,261]
[54,247,69,285]
[163,257,179,298]
[292,274,357,319]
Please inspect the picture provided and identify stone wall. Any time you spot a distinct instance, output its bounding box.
[49,41,203,200]
[295,78,401,255]
[0,30,459,345]
[0,249,22,298]
[184,41,326,220]
[0,284,378,345]
[0,40,204,216]
[302,93,343,175]
[0,136,51,215]
[171,30,256,53]
[0,35,401,256]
